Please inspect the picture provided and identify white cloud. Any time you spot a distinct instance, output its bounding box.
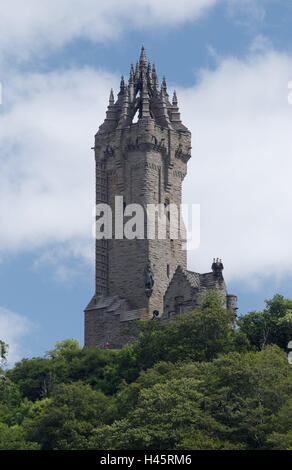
[0,67,118,258]
[32,242,94,282]
[0,0,218,63]
[0,307,33,365]
[1,48,292,287]
[249,34,273,54]
[179,50,292,283]
[225,0,266,25]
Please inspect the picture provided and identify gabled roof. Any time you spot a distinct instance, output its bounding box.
[165,265,226,298]
[184,270,200,288]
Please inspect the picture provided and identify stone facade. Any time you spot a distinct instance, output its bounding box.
[84,47,237,349]
[161,264,237,321]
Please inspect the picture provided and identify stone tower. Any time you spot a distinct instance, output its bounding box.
[84,47,237,349]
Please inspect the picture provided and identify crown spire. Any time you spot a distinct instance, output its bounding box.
[129,63,134,80]
[139,45,147,67]
[128,64,135,101]
[118,85,131,127]
[172,90,178,106]
[147,62,153,87]
[171,89,182,124]
[98,47,190,133]
[109,88,114,105]
[134,61,140,83]
[161,75,167,92]
[152,63,158,90]
[120,75,125,93]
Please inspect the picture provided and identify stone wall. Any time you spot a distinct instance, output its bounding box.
[93,118,190,318]
[162,265,237,321]
[84,295,144,349]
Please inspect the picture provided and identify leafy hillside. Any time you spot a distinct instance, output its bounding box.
[1,292,292,450]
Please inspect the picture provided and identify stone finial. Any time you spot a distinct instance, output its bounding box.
[140,82,151,120]
[135,61,140,81]
[120,75,125,92]
[161,75,169,99]
[139,45,147,66]
[152,63,158,89]
[121,85,129,109]
[171,89,182,124]
[147,61,151,77]
[172,90,178,106]
[128,64,135,102]
[147,62,153,86]
[117,85,131,127]
[129,63,134,83]
[109,88,114,105]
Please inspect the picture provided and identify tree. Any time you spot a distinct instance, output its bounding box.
[7,357,54,401]
[267,399,292,449]
[89,345,292,450]
[2,294,292,451]
[132,290,246,371]
[24,382,117,449]
[190,345,292,449]
[88,377,227,450]
[45,338,81,360]
[0,340,7,364]
[0,423,39,450]
[238,294,292,351]
[0,376,22,426]
[7,339,119,398]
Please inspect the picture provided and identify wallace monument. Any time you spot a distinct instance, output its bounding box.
[84,47,237,349]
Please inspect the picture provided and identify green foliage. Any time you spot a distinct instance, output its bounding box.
[237,294,292,350]
[6,339,121,399]
[89,346,292,450]
[88,377,225,450]
[266,399,292,449]
[45,338,81,359]
[1,292,292,450]
[23,382,117,450]
[0,422,40,450]
[132,290,248,370]
[0,340,7,363]
[192,345,292,449]
[7,357,54,401]
[0,376,23,425]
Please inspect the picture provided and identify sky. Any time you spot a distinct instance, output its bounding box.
[1,0,292,364]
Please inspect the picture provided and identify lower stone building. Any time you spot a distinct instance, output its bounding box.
[85,259,237,349]
[161,262,237,321]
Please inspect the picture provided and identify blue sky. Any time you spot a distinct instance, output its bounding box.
[1,0,292,364]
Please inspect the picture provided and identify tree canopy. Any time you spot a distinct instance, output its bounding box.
[1,292,292,450]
